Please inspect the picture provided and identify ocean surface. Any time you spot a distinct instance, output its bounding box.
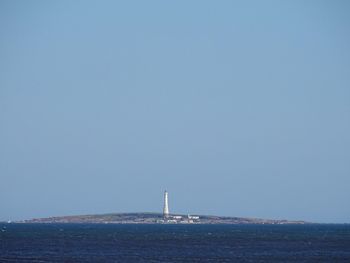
[1,223,349,262]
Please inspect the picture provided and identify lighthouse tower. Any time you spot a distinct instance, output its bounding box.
[163,190,169,218]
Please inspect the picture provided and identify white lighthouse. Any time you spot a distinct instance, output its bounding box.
[163,190,169,218]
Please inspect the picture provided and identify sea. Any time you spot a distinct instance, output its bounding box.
[1,223,349,262]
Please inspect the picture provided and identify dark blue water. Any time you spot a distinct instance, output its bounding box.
[1,224,350,262]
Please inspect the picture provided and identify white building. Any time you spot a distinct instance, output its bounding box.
[163,190,169,218]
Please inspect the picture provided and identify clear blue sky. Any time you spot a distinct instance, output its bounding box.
[1,0,349,223]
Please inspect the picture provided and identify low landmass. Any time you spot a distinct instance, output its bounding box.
[18,212,307,224]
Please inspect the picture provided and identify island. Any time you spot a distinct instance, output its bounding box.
[18,212,307,224]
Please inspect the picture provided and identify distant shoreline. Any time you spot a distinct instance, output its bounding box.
[11,212,309,225]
